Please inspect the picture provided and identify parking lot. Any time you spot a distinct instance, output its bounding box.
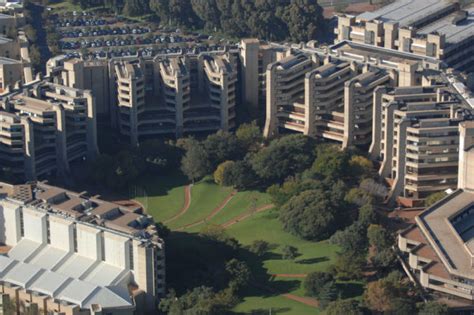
[51,11,217,57]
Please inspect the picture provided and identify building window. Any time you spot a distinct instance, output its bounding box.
[73,225,78,252]
[19,209,24,237]
[46,218,50,244]
[129,242,134,270]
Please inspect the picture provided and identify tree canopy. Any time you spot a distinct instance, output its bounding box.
[75,0,325,42]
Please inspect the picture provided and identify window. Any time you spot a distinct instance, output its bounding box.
[46,218,50,244]
[19,209,24,237]
[73,225,78,252]
[129,242,134,270]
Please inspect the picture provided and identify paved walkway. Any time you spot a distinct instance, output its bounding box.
[164,184,192,224]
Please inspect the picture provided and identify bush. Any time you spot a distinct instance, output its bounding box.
[248,240,270,256]
[281,245,298,260]
[303,271,334,297]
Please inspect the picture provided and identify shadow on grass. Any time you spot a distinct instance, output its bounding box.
[296,256,330,264]
[138,172,189,199]
[336,282,365,299]
[165,231,269,295]
[232,308,291,315]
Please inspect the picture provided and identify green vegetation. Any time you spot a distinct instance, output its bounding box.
[167,178,233,229]
[63,0,326,43]
[133,173,187,222]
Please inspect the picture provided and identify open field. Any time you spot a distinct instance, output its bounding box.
[135,177,363,314]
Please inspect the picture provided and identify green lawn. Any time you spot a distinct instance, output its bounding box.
[186,190,272,233]
[232,285,319,315]
[227,210,339,275]
[167,178,233,229]
[134,173,188,223]
[133,175,362,313]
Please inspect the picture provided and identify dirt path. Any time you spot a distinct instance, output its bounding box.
[271,274,307,278]
[176,191,237,231]
[281,293,319,307]
[221,204,274,229]
[164,184,192,224]
[253,283,319,308]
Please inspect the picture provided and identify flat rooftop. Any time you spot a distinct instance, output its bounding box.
[418,8,474,45]
[357,0,454,27]
[416,189,474,280]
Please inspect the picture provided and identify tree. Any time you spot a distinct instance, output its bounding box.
[367,224,393,251]
[330,221,368,253]
[318,281,339,309]
[418,301,449,315]
[331,251,365,280]
[364,279,394,313]
[310,144,350,180]
[250,134,315,183]
[213,161,235,186]
[203,131,243,169]
[358,203,377,225]
[181,140,211,182]
[279,189,337,240]
[236,121,262,152]
[248,240,269,257]
[224,160,258,190]
[364,272,414,314]
[425,191,447,207]
[303,271,334,297]
[325,299,363,315]
[281,245,298,260]
[225,259,251,292]
[349,155,374,180]
[158,286,231,314]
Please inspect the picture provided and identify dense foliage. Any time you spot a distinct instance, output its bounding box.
[70,0,325,42]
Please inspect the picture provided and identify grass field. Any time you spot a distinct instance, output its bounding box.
[167,178,234,229]
[134,173,188,222]
[134,176,362,314]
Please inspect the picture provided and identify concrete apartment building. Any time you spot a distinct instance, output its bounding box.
[335,0,474,71]
[109,52,238,145]
[263,52,394,149]
[0,181,165,314]
[46,56,110,118]
[369,85,473,206]
[398,121,474,307]
[263,53,316,138]
[240,39,290,115]
[47,50,238,146]
[0,80,98,180]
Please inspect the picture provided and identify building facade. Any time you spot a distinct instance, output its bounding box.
[398,122,474,305]
[0,80,98,180]
[370,85,473,206]
[0,181,165,314]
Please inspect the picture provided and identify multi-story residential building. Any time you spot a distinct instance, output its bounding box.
[0,80,98,180]
[240,39,289,116]
[370,85,473,206]
[0,181,165,314]
[263,53,316,137]
[335,0,474,71]
[398,121,474,306]
[0,56,22,91]
[46,56,110,117]
[110,52,238,145]
[264,53,393,149]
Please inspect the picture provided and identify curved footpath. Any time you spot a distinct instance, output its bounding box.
[221,204,274,228]
[164,184,192,224]
[176,191,237,231]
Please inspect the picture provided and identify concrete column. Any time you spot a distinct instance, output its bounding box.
[85,91,99,158]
